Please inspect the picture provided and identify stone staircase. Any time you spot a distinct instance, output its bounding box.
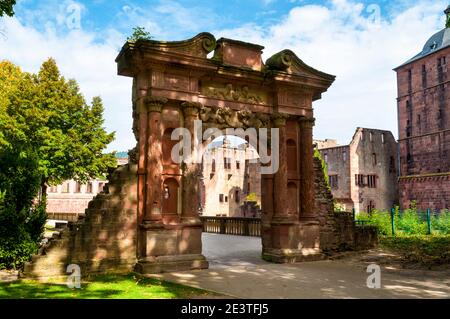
[22,164,138,280]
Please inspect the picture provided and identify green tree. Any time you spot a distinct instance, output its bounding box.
[7,59,116,199]
[0,59,116,268]
[127,26,152,42]
[0,0,16,17]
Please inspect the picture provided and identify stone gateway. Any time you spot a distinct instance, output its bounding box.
[22,33,374,279]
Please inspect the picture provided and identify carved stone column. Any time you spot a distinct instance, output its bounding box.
[136,99,148,225]
[272,113,292,222]
[299,117,315,220]
[262,113,300,263]
[181,102,203,225]
[143,96,167,226]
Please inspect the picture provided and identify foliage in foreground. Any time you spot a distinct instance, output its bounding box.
[0,59,116,270]
[380,235,450,267]
[0,273,216,299]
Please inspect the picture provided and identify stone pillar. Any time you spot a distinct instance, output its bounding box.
[296,116,321,259]
[137,99,148,225]
[272,113,292,222]
[143,96,168,226]
[262,113,300,263]
[299,117,315,219]
[181,102,203,225]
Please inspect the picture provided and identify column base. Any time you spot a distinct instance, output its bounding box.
[262,248,325,263]
[135,254,209,274]
[181,216,203,226]
[262,248,300,263]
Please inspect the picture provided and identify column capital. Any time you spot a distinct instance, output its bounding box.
[298,116,315,128]
[271,113,290,128]
[143,96,168,113]
[182,101,203,117]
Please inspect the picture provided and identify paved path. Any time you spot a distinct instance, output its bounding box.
[149,233,450,299]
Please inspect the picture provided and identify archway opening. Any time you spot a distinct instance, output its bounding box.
[199,135,264,266]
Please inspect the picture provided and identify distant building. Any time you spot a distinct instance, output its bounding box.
[318,128,398,213]
[314,139,339,149]
[394,6,450,211]
[200,137,261,217]
[46,152,129,218]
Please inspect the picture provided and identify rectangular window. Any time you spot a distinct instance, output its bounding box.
[75,182,82,193]
[381,134,385,144]
[407,69,412,93]
[235,190,240,203]
[367,175,377,188]
[86,182,93,194]
[49,186,58,193]
[355,174,365,187]
[369,132,373,142]
[372,153,377,166]
[389,156,396,174]
[224,157,231,170]
[61,182,70,193]
[329,175,339,189]
[422,64,427,88]
[219,194,224,203]
[225,196,228,203]
[342,151,347,162]
[236,161,240,170]
[98,182,105,193]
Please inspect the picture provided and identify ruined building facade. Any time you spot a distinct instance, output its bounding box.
[318,128,399,213]
[200,137,261,217]
[394,7,450,211]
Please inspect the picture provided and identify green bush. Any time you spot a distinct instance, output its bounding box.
[358,206,449,236]
[431,210,450,235]
[358,210,392,235]
[0,146,45,269]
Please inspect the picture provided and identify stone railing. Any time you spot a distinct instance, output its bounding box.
[200,216,261,237]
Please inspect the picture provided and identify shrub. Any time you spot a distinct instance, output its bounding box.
[0,146,45,269]
[431,210,450,235]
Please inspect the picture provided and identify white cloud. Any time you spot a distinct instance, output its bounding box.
[215,0,447,144]
[1,0,448,154]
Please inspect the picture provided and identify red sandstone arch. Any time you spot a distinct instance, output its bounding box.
[116,32,335,273]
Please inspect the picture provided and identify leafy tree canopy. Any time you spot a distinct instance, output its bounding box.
[0,0,16,17]
[0,59,117,195]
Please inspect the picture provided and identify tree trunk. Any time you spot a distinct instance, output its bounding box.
[40,180,48,205]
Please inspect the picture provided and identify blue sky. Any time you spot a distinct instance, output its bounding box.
[1,0,448,151]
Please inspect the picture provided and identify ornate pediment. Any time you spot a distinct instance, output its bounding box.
[131,32,216,59]
[265,49,335,81]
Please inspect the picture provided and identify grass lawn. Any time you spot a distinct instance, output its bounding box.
[0,273,218,299]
